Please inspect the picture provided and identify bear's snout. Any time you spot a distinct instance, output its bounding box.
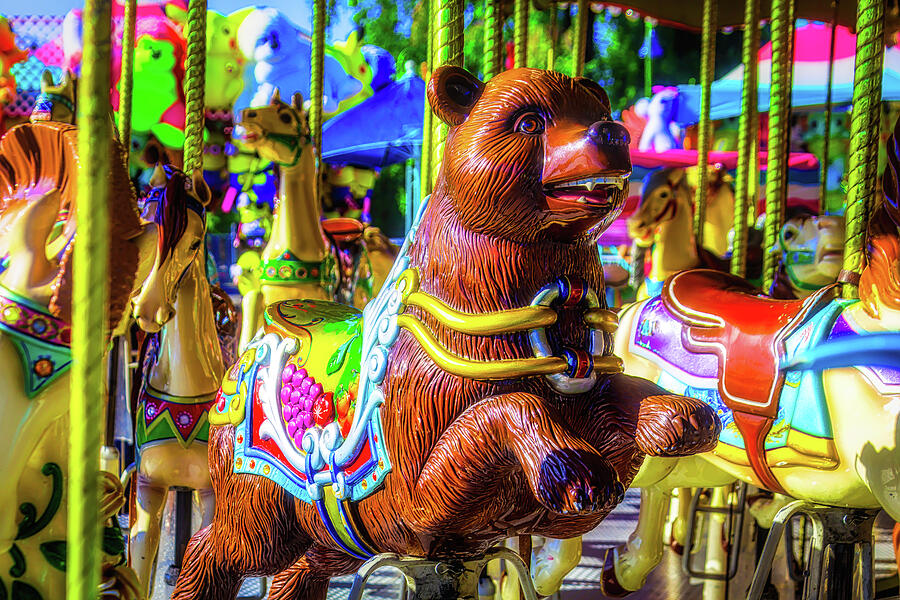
[589,121,630,148]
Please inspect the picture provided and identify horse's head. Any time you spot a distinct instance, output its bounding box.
[428,66,631,243]
[779,211,844,295]
[235,90,308,166]
[627,168,689,246]
[132,164,210,332]
[30,70,76,125]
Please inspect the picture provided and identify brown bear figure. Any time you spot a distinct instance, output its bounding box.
[171,67,720,600]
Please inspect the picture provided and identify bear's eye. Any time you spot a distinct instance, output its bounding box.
[515,113,545,135]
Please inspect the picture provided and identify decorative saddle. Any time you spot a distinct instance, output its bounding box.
[631,269,842,492]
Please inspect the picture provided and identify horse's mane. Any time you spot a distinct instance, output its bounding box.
[0,122,142,330]
[209,285,238,366]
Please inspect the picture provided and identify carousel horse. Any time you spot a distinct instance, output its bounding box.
[233,92,396,349]
[29,70,77,125]
[170,66,720,600]
[594,117,900,597]
[769,211,845,300]
[0,122,205,598]
[627,167,733,299]
[233,91,338,351]
[127,165,219,591]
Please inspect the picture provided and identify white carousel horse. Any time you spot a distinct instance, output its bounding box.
[0,122,206,598]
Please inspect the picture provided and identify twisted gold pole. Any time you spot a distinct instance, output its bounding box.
[182,0,207,173]
[731,0,760,278]
[117,0,136,160]
[420,0,434,200]
[483,0,503,78]
[514,0,528,68]
[842,0,884,298]
[430,0,464,188]
[762,0,794,292]
[68,0,111,597]
[693,0,717,246]
[572,0,588,76]
[311,0,326,201]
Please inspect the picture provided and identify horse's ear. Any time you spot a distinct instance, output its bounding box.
[149,164,167,188]
[191,170,212,207]
[668,168,687,187]
[41,70,54,89]
[427,65,484,127]
[270,88,281,105]
[291,92,303,111]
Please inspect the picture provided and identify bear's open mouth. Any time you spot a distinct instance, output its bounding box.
[543,174,630,211]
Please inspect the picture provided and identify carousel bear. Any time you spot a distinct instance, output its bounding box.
[172,67,720,599]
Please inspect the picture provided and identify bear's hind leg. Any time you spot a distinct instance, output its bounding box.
[269,544,362,600]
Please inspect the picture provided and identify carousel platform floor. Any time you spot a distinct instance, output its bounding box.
[139,489,900,599]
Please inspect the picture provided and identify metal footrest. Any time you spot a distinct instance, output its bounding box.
[682,482,747,581]
[349,548,538,600]
[747,500,879,600]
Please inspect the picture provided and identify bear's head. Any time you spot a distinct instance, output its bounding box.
[428,67,631,243]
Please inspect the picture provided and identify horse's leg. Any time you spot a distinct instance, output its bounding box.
[172,426,312,600]
[670,487,693,553]
[531,536,583,596]
[269,544,361,600]
[602,485,671,595]
[129,474,168,590]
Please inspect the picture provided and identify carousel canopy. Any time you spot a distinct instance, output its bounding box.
[673,23,900,124]
[321,64,425,169]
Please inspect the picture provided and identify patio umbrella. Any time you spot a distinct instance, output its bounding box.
[321,64,425,169]
[673,23,900,125]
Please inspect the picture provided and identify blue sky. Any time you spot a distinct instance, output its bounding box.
[12,0,403,43]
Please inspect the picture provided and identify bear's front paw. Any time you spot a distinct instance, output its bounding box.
[635,394,721,457]
[535,449,625,515]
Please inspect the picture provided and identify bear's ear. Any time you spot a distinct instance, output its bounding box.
[428,66,484,127]
[575,77,611,113]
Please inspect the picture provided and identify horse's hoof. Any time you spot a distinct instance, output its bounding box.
[669,534,685,556]
[600,548,632,598]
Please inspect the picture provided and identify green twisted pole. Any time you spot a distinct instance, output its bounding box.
[731,0,759,278]
[514,0,528,68]
[572,0,588,77]
[182,0,206,173]
[118,0,136,159]
[842,0,884,299]
[430,0,464,188]
[547,1,557,70]
[311,0,326,199]
[420,0,433,200]
[68,0,111,597]
[483,0,502,79]
[762,0,794,292]
[693,0,716,246]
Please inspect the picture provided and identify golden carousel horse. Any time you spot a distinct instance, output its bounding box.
[627,166,734,299]
[126,164,228,593]
[234,91,398,350]
[0,122,206,598]
[593,127,900,597]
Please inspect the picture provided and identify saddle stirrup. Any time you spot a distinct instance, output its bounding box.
[746,500,878,600]
[348,548,539,600]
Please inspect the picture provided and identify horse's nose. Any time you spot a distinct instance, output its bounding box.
[589,121,630,148]
[818,216,839,229]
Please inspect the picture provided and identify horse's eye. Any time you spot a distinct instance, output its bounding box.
[515,113,545,135]
[279,113,292,124]
[659,191,669,199]
[189,240,202,251]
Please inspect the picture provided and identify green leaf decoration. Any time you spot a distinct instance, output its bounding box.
[16,463,63,541]
[38,542,66,572]
[8,545,24,578]
[326,334,358,375]
[10,581,41,600]
[102,527,126,557]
